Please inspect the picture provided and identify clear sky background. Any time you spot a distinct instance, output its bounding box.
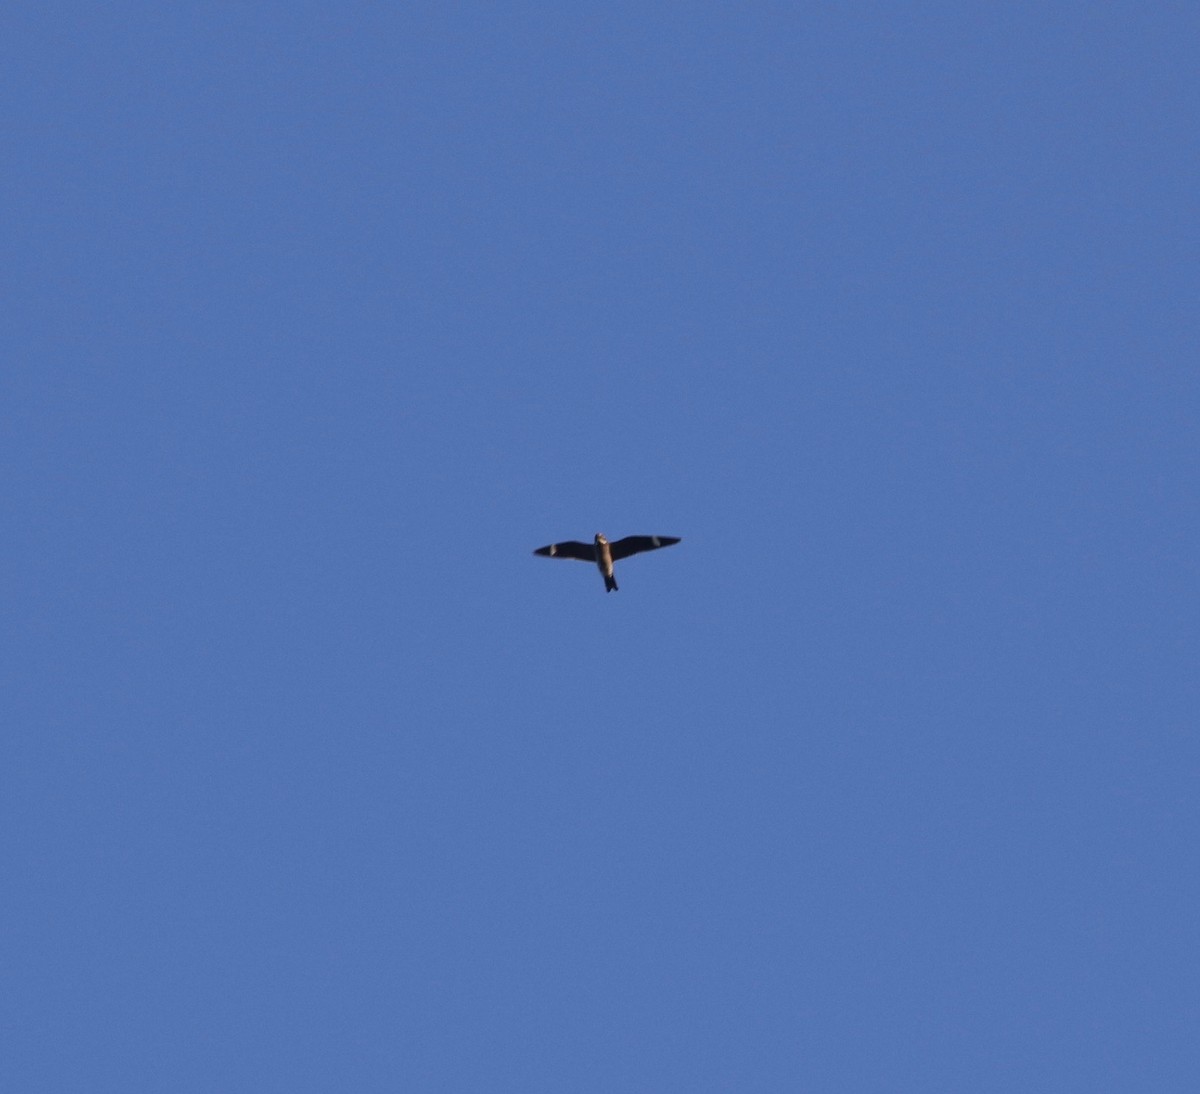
[3,4,1197,1091]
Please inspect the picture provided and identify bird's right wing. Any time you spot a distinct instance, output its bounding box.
[533,540,597,562]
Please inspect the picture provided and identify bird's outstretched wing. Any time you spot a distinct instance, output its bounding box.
[533,540,597,562]
[608,535,681,561]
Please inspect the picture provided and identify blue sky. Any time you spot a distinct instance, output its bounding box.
[4,4,1197,1091]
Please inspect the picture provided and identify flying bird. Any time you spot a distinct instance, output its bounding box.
[533,532,681,592]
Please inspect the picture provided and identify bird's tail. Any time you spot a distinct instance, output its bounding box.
[605,574,618,592]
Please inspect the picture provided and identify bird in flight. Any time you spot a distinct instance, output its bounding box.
[533,532,681,592]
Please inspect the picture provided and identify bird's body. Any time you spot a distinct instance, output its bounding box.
[594,533,617,591]
[533,532,681,592]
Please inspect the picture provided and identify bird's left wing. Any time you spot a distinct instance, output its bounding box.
[608,535,681,561]
[533,540,597,562]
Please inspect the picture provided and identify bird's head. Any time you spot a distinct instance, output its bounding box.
[594,532,607,544]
